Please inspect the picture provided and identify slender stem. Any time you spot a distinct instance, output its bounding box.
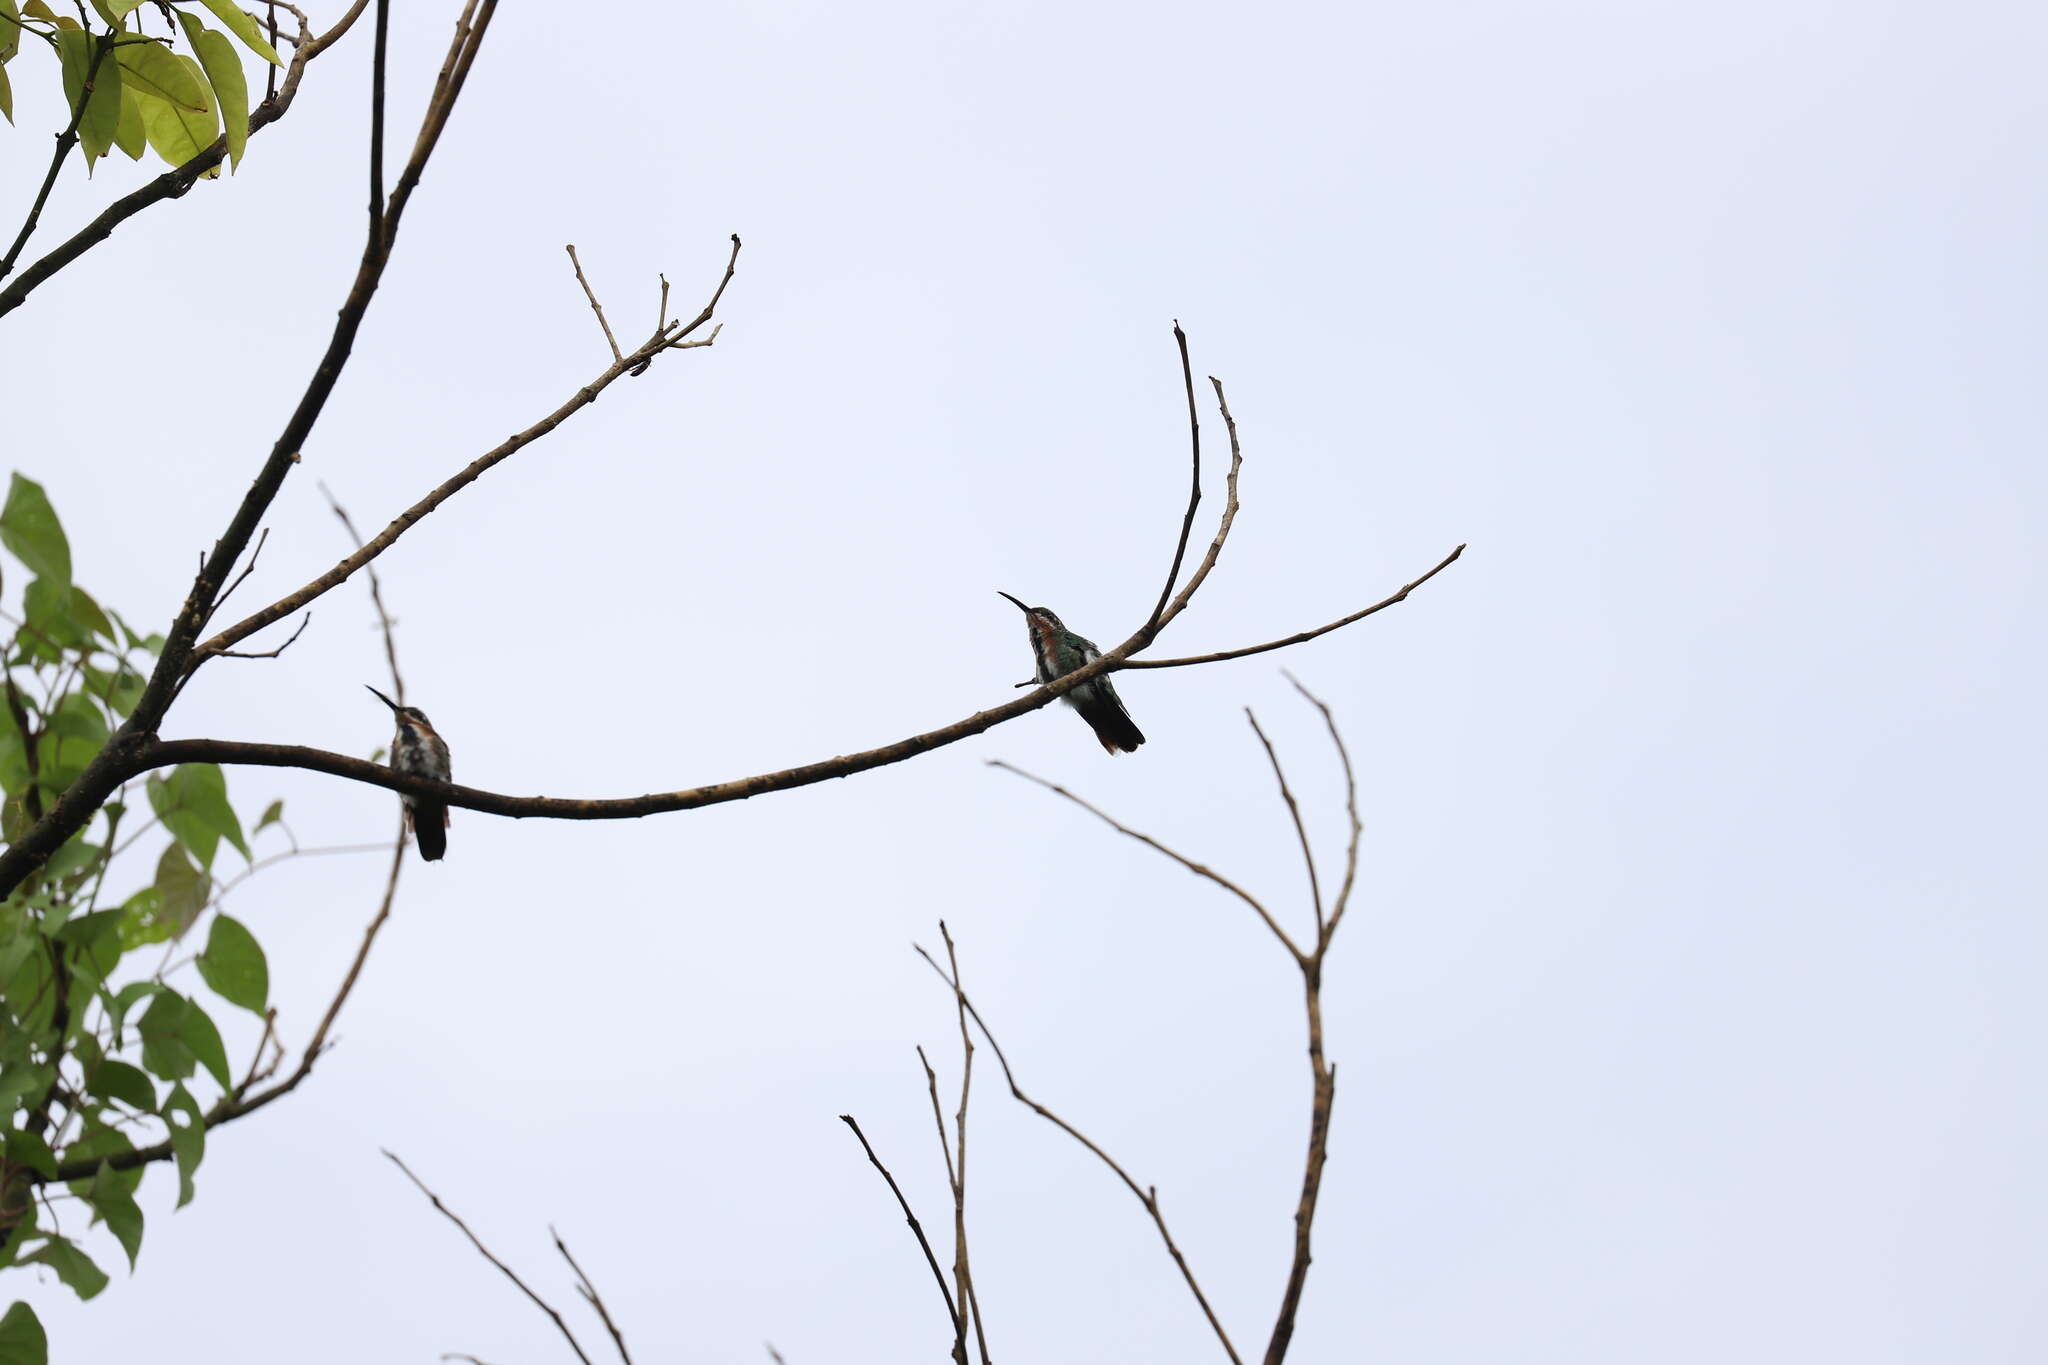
[838,1114,965,1348]
[0,30,115,281]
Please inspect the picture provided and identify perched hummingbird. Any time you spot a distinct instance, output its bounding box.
[998,592,1146,754]
[367,685,451,862]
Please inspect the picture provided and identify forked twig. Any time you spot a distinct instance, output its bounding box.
[914,944,1244,1365]
[552,1226,635,1365]
[385,1151,597,1365]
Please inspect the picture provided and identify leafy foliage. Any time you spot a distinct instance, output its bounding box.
[0,478,282,1312]
[0,0,279,178]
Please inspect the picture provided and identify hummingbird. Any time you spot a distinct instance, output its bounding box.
[367,685,451,861]
[998,592,1146,754]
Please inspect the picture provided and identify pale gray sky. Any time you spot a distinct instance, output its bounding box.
[5,1,2044,1361]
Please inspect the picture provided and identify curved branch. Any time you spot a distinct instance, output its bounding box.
[0,2,368,320]
[1144,321,1202,632]
[1121,543,1464,670]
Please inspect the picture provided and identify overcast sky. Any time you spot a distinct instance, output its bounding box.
[4,1,2044,1361]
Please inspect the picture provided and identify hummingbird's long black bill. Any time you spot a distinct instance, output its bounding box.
[997,591,1030,614]
[365,684,402,712]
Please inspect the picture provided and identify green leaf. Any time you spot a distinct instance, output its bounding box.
[199,0,280,65]
[54,907,123,996]
[255,799,283,830]
[0,475,69,599]
[79,1160,143,1269]
[3,1131,55,1180]
[162,1083,203,1207]
[111,78,144,154]
[83,663,143,718]
[113,32,208,111]
[106,978,161,1038]
[20,0,54,20]
[132,55,219,169]
[0,65,13,127]
[195,913,265,1013]
[176,12,245,171]
[84,1059,154,1113]
[0,1301,47,1365]
[104,0,147,18]
[21,576,82,650]
[148,763,247,868]
[0,0,20,64]
[22,1235,108,1301]
[178,997,230,1091]
[54,29,123,167]
[151,841,207,941]
[68,586,113,641]
[137,990,195,1081]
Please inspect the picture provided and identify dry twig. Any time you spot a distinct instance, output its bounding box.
[988,678,1368,1363]
[915,944,1244,1365]
[837,1113,964,1353]
[565,244,624,362]
[385,1151,597,1365]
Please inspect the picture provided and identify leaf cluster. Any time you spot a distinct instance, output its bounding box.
[0,476,283,1354]
[0,0,281,173]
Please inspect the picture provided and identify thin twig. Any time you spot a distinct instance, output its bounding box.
[1245,709,1323,935]
[1146,321,1203,633]
[193,235,743,664]
[765,1347,787,1365]
[565,245,623,362]
[385,1152,596,1365]
[939,922,991,1365]
[837,1114,964,1351]
[1284,671,1362,940]
[552,1226,634,1365]
[214,611,312,661]
[988,761,1303,960]
[915,947,1243,1365]
[319,484,404,702]
[1123,543,1465,670]
[208,527,272,624]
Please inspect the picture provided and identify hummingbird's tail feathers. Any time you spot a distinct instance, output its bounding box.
[1083,692,1147,755]
[409,802,449,861]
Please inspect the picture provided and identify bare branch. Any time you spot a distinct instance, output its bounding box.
[1245,709,1323,935]
[319,484,405,701]
[939,922,991,1365]
[552,1227,634,1365]
[565,244,624,363]
[1284,672,1362,940]
[193,236,741,663]
[915,946,1243,1365]
[385,1151,596,1365]
[988,760,1303,960]
[837,1114,964,1354]
[208,527,272,624]
[1123,543,1465,670]
[213,611,312,661]
[1146,321,1203,632]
